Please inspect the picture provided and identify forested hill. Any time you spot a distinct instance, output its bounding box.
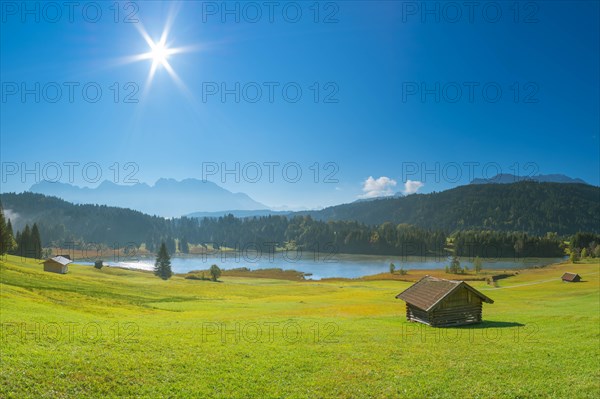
[0,192,446,256]
[300,182,600,235]
[1,182,597,253]
[1,193,170,247]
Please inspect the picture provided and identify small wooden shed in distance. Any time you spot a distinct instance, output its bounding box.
[561,272,581,282]
[42,256,72,274]
[396,276,494,327]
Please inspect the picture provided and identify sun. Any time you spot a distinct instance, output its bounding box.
[150,40,169,68]
[118,5,203,100]
[128,17,187,87]
[142,36,177,76]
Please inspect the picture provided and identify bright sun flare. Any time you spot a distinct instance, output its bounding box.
[150,41,169,67]
[128,20,185,87]
[120,6,200,99]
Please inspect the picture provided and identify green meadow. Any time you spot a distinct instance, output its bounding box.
[1,255,598,398]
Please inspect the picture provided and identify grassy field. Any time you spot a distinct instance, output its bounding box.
[1,255,598,398]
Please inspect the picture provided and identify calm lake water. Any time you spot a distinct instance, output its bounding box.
[80,252,565,280]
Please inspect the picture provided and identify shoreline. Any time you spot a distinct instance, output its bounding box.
[45,247,566,263]
[75,257,569,283]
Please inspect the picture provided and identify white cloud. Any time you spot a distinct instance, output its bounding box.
[359,176,397,199]
[403,180,424,195]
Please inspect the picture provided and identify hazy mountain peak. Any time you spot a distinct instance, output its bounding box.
[98,180,118,188]
[29,178,267,217]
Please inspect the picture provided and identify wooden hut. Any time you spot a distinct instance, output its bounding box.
[561,272,581,282]
[395,276,494,327]
[42,256,72,274]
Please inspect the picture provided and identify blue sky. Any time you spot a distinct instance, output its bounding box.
[1,1,598,210]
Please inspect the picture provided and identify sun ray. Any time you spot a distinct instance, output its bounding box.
[163,62,190,97]
[159,2,180,48]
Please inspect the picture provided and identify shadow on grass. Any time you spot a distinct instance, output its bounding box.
[455,320,525,329]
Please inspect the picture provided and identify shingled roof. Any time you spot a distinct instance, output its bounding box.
[395,276,494,312]
[45,256,73,266]
[561,272,581,282]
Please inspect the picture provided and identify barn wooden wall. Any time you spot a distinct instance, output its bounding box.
[405,287,484,327]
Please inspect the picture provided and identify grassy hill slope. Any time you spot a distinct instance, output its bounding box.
[1,255,598,398]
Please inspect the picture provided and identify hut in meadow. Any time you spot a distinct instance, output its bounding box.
[395,276,494,327]
[42,256,72,274]
[561,272,581,282]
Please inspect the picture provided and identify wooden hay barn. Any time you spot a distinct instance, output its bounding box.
[42,256,72,274]
[561,272,581,282]
[395,276,494,327]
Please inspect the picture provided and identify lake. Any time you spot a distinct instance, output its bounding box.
[79,251,565,280]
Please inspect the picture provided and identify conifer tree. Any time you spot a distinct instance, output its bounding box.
[31,223,42,259]
[179,237,189,254]
[154,242,172,280]
[0,207,16,255]
[19,224,32,257]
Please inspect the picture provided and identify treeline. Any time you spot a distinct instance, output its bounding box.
[452,231,565,258]
[12,223,43,259]
[569,232,600,260]
[0,204,16,255]
[1,192,592,258]
[0,203,42,258]
[151,215,447,256]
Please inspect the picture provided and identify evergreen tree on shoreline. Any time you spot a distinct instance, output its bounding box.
[154,242,172,280]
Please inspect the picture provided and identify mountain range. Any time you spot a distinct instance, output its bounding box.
[19,173,591,220]
[28,179,267,218]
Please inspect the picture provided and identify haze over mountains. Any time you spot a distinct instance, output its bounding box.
[19,173,591,219]
[28,179,267,218]
[470,173,587,185]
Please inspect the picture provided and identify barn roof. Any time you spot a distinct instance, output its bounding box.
[45,256,73,266]
[395,276,494,312]
[561,272,580,281]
